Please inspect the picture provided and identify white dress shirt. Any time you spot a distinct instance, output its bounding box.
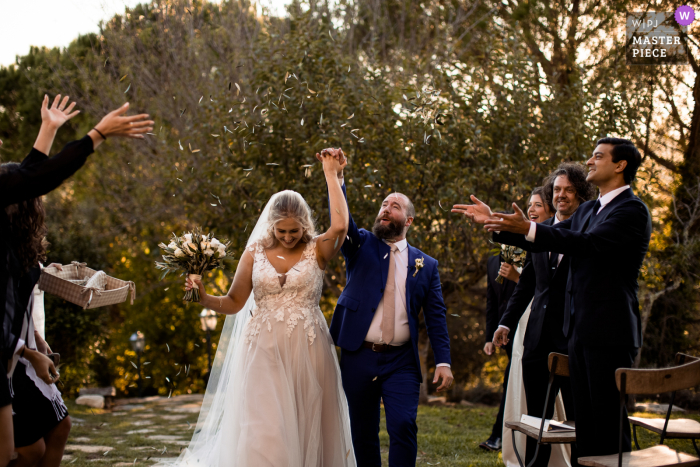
[365,239,411,346]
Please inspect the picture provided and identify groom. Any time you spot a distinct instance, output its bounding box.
[321,148,453,466]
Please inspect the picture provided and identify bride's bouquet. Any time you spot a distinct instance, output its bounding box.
[155,228,232,302]
[491,243,526,284]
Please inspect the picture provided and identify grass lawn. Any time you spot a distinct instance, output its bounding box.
[61,397,700,466]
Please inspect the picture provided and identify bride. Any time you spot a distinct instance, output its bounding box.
[165,150,355,467]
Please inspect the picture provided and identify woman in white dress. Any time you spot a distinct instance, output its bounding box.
[167,150,355,467]
[501,188,571,467]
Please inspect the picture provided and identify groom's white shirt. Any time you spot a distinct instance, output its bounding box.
[364,239,451,369]
[366,239,410,346]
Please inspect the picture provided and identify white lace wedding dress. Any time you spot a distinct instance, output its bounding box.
[167,238,355,467]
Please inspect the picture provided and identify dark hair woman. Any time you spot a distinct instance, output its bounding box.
[1,175,71,467]
[0,95,153,467]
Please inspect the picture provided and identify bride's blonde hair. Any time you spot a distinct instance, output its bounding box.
[261,190,317,249]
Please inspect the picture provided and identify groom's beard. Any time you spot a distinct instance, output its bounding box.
[372,216,405,240]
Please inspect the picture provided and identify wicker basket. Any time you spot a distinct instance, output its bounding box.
[37,262,136,309]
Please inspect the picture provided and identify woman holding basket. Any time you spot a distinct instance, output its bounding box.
[0,95,153,467]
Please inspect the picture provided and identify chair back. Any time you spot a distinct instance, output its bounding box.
[675,353,699,365]
[548,353,569,377]
[616,359,700,396]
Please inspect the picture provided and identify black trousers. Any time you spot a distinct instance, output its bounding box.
[522,343,577,467]
[568,336,637,458]
[490,342,513,439]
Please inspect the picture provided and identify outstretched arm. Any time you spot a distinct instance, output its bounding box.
[0,101,153,208]
[316,152,349,268]
[187,249,254,315]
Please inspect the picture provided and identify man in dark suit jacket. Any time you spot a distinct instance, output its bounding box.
[493,163,595,466]
[454,138,652,459]
[324,149,453,467]
[480,254,518,451]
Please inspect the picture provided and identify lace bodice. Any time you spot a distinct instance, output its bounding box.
[244,239,325,345]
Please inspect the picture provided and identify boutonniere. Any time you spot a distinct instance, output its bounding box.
[413,257,425,277]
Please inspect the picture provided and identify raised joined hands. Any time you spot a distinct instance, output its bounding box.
[316,147,346,178]
[317,149,347,177]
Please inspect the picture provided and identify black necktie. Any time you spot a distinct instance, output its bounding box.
[592,199,601,216]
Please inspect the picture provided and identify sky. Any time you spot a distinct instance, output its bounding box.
[0,0,289,67]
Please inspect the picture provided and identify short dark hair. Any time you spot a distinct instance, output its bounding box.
[596,137,642,184]
[530,186,555,213]
[543,162,596,206]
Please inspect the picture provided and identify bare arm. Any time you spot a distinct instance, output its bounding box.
[316,150,349,269]
[186,248,255,315]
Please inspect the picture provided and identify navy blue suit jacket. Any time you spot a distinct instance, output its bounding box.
[495,188,651,348]
[329,185,451,379]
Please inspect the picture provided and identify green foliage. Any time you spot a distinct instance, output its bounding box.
[0,0,696,398]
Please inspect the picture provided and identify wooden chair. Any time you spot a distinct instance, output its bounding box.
[505,352,576,467]
[578,357,700,467]
[630,353,700,456]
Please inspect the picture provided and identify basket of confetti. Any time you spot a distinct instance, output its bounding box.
[155,228,232,302]
[38,262,136,309]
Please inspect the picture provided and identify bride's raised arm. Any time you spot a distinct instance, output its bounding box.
[315,149,349,269]
[185,251,254,315]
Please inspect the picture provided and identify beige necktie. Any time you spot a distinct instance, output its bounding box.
[381,244,399,344]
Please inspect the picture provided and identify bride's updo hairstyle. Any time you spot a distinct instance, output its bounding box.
[261,190,317,249]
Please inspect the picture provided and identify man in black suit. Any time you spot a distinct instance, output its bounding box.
[480,253,519,451]
[454,138,652,459]
[493,163,595,467]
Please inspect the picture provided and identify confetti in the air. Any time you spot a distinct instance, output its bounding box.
[124,83,131,93]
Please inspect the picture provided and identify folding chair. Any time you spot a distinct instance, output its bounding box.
[578,358,700,467]
[505,352,576,467]
[630,353,700,456]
